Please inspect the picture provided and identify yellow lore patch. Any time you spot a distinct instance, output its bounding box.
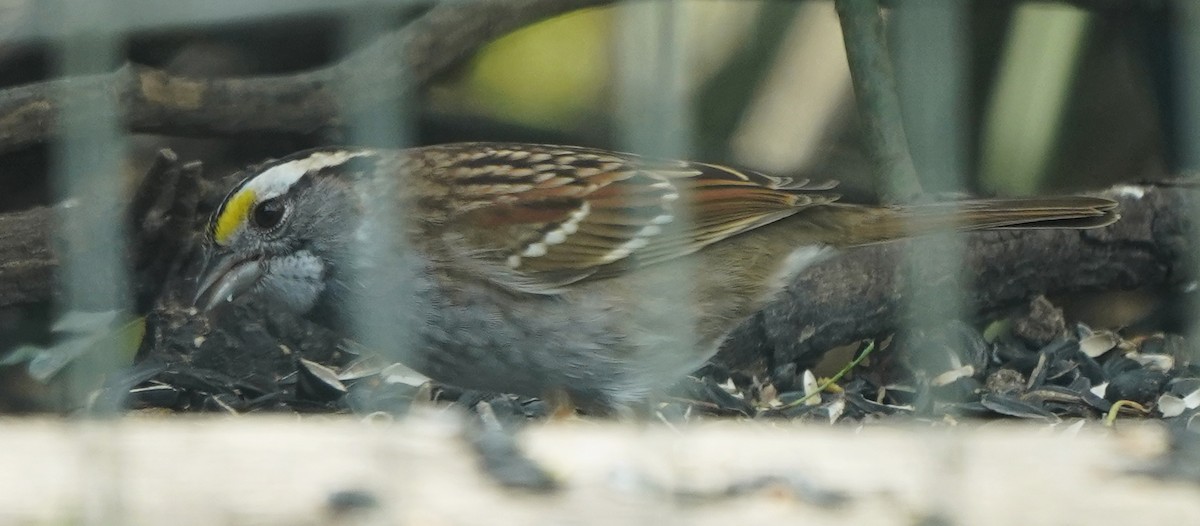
[214,189,256,245]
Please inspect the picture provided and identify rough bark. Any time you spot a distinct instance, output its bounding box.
[0,0,1163,154]
[0,0,615,155]
[0,206,54,307]
[717,185,1189,374]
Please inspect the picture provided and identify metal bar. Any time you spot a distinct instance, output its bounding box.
[43,0,128,407]
[615,1,690,159]
[1171,1,1200,363]
[43,0,127,523]
[331,6,421,512]
[893,1,970,522]
[614,0,698,391]
[335,7,418,397]
[893,1,969,360]
[613,2,692,520]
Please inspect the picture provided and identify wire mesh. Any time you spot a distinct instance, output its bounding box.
[5,0,1174,523]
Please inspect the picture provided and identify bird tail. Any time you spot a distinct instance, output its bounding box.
[839,195,1120,246]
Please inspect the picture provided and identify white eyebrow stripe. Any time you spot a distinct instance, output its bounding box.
[243,150,371,200]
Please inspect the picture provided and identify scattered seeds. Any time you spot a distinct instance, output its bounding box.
[1079,331,1119,358]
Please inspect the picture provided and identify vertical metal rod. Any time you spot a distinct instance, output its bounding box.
[1172,1,1200,363]
[336,5,418,515]
[48,0,129,406]
[893,0,967,198]
[893,1,968,522]
[337,7,418,394]
[614,0,697,397]
[43,0,127,522]
[614,0,691,519]
[616,2,691,158]
[893,0,969,379]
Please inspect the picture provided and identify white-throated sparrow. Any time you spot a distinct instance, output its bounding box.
[193,143,1118,411]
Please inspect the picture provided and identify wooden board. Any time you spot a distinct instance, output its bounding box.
[0,411,1195,525]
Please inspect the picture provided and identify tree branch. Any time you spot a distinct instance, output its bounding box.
[0,0,615,155]
[835,0,923,202]
[0,207,54,307]
[716,185,1189,374]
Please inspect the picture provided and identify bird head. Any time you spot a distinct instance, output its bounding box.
[193,148,377,314]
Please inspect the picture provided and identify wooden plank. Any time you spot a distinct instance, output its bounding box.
[0,412,1195,525]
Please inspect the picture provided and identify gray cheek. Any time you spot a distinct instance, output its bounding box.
[257,250,326,313]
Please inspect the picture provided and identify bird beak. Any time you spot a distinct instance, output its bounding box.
[192,250,264,312]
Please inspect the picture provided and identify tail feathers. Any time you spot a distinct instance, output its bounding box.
[846,196,1119,245]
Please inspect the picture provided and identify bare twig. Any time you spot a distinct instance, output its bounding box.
[835,0,923,202]
[0,0,614,155]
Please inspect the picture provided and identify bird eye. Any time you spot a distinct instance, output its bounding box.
[252,198,286,230]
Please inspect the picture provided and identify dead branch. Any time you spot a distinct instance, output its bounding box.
[0,0,615,155]
[0,206,54,307]
[717,185,1189,374]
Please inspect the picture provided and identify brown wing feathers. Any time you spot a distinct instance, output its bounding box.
[426,143,1117,282]
[842,196,1119,245]
[430,143,831,276]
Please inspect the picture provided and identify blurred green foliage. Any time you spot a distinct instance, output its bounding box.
[430,1,1166,196]
[437,8,612,131]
